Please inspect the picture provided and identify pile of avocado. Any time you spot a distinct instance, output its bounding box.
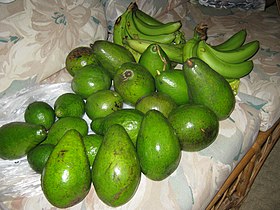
[0,39,235,208]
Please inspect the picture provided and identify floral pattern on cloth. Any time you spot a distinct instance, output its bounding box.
[0,0,107,97]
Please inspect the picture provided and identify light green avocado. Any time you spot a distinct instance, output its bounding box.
[90,40,135,78]
[94,109,144,146]
[92,124,141,207]
[137,110,181,181]
[42,117,88,145]
[41,129,91,208]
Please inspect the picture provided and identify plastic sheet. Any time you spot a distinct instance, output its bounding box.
[0,83,73,201]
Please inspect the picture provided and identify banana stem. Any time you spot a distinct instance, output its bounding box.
[194,23,208,41]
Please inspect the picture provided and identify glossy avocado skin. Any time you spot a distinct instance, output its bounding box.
[42,116,88,145]
[92,109,144,146]
[90,40,136,78]
[155,69,189,105]
[183,57,235,120]
[0,122,47,160]
[139,43,172,78]
[137,110,181,181]
[91,124,141,207]
[41,129,91,208]
[168,104,219,151]
[113,62,155,106]
[135,92,178,118]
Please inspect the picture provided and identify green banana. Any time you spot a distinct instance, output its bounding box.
[113,3,134,46]
[123,43,142,62]
[205,40,259,63]
[182,38,200,62]
[135,8,163,26]
[196,40,254,79]
[212,29,247,51]
[173,30,186,44]
[125,10,176,44]
[125,39,184,63]
[132,10,182,36]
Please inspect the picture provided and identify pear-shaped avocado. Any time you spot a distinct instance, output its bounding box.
[41,129,91,208]
[168,104,219,151]
[135,92,177,118]
[137,110,181,181]
[138,44,172,77]
[155,69,189,105]
[92,124,141,207]
[113,62,155,105]
[183,58,235,120]
[0,122,47,160]
[90,40,135,78]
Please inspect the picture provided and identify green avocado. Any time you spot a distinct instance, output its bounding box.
[135,92,177,118]
[65,46,100,76]
[82,134,103,166]
[0,122,47,160]
[168,104,219,151]
[137,110,181,181]
[92,124,141,207]
[183,57,235,120]
[41,129,91,208]
[138,44,172,77]
[42,117,88,145]
[155,69,189,105]
[92,109,144,146]
[113,62,155,105]
[90,40,135,78]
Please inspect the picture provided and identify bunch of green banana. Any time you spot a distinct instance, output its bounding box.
[195,29,260,79]
[113,2,185,62]
[182,28,259,79]
[123,22,208,64]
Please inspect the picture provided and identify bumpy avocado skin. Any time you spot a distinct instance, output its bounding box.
[183,57,235,120]
[0,122,47,160]
[92,124,141,207]
[41,129,91,208]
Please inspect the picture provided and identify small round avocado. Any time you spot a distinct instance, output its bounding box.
[135,92,177,118]
[65,46,100,76]
[27,144,55,173]
[168,104,219,151]
[85,89,123,120]
[71,64,112,99]
[24,101,55,130]
[54,93,85,118]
